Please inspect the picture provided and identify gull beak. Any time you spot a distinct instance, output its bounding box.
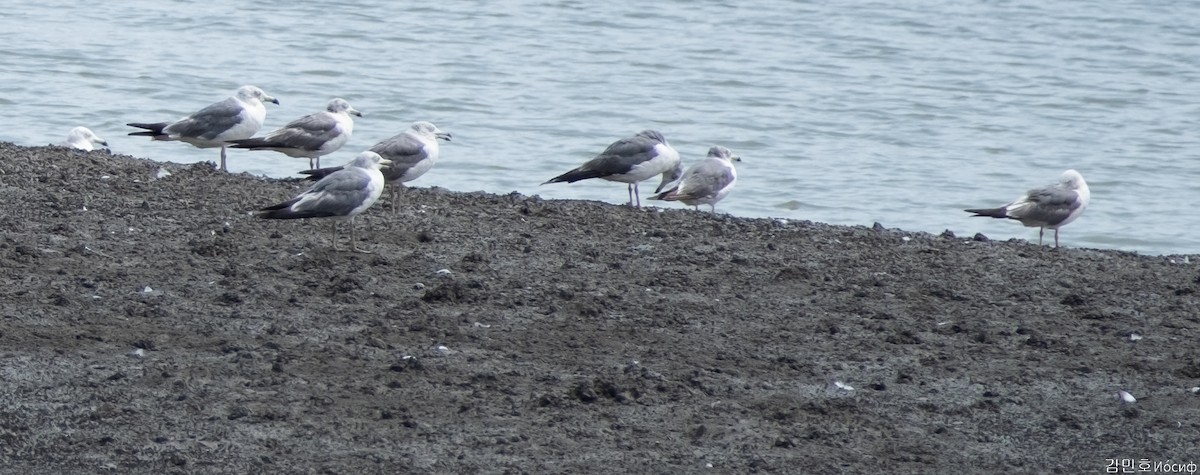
[266,95,280,105]
[732,155,742,162]
[350,107,363,117]
[98,140,110,147]
[436,131,452,142]
[379,158,393,169]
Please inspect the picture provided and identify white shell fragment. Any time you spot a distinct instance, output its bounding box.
[435,269,452,275]
[130,348,146,358]
[1129,333,1142,341]
[834,381,855,391]
[1117,390,1136,404]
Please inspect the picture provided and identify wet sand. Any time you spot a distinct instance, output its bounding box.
[1,143,1197,473]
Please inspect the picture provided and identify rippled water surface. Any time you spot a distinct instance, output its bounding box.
[2,0,1198,254]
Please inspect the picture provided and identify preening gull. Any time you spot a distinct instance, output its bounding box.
[60,127,107,151]
[127,85,279,171]
[228,98,361,169]
[256,151,392,253]
[541,130,681,208]
[650,145,740,212]
[965,169,1090,247]
[300,121,451,212]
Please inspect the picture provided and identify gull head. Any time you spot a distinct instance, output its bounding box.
[412,121,452,142]
[1059,169,1085,189]
[349,151,391,170]
[328,98,362,117]
[237,85,280,105]
[656,160,685,193]
[68,126,108,150]
[708,145,741,163]
[636,130,667,144]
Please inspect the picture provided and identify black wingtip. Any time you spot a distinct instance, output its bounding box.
[228,138,280,149]
[964,207,1008,219]
[298,166,342,181]
[127,122,169,137]
[256,206,335,220]
[543,168,603,185]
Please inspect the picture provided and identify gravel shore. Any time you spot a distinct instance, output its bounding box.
[1,143,1197,473]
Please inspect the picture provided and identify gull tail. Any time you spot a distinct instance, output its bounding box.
[651,189,693,202]
[649,185,680,201]
[964,207,1008,219]
[299,166,345,181]
[542,168,603,185]
[127,122,170,139]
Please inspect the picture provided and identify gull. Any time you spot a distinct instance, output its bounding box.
[541,130,681,208]
[127,85,279,171]
[256,151,392,253]
[650,145,740,212]
[965,169,1090,247]
[60,127,108,151]
[299,121,451,212]
[228,98,361,169]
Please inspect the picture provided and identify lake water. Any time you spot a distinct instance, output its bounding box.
[3,0,1198,255]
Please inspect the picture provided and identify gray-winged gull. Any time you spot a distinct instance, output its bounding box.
[965,169,1090,247]
[228,98,361,169]
[541,130,681,208]
[60,127,108,151]
[299,121,452,212]
[127,85,279,171]
[256,151,392,253]
[650,145,740,212]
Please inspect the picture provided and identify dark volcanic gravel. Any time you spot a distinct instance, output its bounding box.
[1,142,1198,474]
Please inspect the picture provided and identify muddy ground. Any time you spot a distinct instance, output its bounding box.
[0,142,1197,474]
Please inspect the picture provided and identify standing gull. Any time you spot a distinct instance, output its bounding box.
[228,98,361,169]
[127,85,279,171]
[964,169,1090,247]
[541,130,681,208]
[60,127,108,151]
[299,121,452,212]
[256,151,392,253]
[650,145,741,212]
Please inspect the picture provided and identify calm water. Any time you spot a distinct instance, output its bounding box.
[2,0,1198,255]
